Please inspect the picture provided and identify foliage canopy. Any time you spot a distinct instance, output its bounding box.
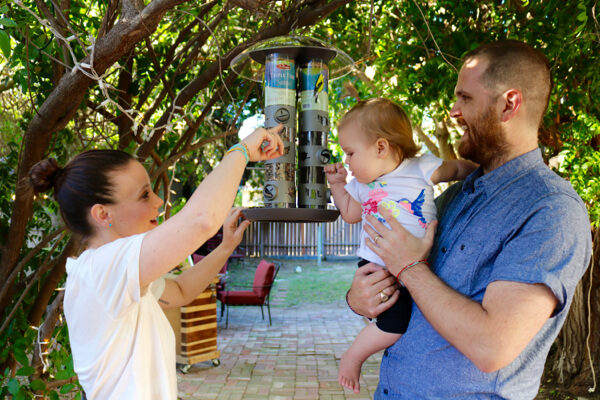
[0,0,599,397]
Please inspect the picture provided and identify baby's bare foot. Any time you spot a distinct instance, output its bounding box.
[338,351,363,394]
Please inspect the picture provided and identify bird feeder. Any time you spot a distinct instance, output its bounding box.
[230,36,354,222]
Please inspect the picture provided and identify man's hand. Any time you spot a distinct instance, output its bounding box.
[364,206,437,276]
[347,263,399,319]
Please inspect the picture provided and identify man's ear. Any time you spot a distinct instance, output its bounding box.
[376,138,390,158]
[501,89,522,122]
[90,204,112,228]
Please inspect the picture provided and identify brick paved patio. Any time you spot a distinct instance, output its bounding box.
[176,281,382,400]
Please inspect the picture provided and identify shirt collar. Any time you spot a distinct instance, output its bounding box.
[462,148,544,195]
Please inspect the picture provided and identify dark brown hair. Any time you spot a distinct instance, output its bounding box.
[338,98,421,161]
[464,39,552,127]
[29,150,135,238]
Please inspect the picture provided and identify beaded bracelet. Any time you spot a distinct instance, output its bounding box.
[345,289,363,316]
[396,260,429,286]
[226,143,249,164]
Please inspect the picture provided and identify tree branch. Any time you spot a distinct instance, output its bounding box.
[414,124,440,158]
[1,0,195,290]
[31,290,65,380]
[0,228,65,315]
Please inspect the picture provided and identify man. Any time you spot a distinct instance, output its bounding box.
[346,40,592,399]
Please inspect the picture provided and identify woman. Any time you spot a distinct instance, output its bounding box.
[28,125,284,399]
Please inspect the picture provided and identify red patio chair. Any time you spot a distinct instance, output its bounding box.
[216,260,281,328]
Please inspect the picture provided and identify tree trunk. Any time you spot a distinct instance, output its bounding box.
[547,228,600,396]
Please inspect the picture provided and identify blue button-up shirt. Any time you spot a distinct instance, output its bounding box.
[375,149,591,399]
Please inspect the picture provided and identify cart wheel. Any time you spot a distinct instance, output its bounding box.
[212,358,221,367]
[180,364,191,374]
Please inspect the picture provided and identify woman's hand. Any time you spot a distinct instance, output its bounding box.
[347,263,399,319]
[241,124,285,162]
[364,206,437,276]
[220,207,251,253]
[324,162,348,185]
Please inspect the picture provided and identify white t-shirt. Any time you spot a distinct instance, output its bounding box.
[64,233,176,400]
[345,153,443,266]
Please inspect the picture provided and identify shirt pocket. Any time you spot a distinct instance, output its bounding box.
[436,237,498,298]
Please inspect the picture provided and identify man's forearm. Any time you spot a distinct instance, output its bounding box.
[400,264,557,373]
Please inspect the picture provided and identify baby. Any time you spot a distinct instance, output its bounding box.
[325,98,478,394]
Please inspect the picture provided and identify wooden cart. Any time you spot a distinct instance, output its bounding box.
[164,276,221,373]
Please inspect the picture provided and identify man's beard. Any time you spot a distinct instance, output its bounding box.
[458,106,510,169]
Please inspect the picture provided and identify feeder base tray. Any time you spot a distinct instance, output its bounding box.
[241,208,340,223]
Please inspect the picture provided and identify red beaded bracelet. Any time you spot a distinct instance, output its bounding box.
[345,289,363,316]
[396,260,429,286]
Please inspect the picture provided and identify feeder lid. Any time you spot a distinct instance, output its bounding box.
[231,36,354,82]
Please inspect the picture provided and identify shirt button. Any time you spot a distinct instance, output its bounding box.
[384,350,389,356]
[384,389,389,395]
[441,247,447,253]
[460,244,465,250]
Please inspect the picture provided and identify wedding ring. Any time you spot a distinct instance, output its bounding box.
[374,235,382,245]
[380,291,389,303]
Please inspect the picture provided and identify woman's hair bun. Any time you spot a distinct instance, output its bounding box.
[29,158,63,194]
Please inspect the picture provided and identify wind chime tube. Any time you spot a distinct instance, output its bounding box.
[263,53,297,208]
[297,59,331,209]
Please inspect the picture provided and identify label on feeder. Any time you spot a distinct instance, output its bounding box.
[264,180,296,207]
[299,111,329,132]
[264,55,296,108]
[298,146,331,167]
[265,141,296,164]
[299,60,329,112]
[299,183,328,208]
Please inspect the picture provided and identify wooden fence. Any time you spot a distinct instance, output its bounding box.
[241,211,361,260]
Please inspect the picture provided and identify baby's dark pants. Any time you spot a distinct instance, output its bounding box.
[358,258,412,334]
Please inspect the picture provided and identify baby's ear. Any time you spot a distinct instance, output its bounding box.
[376,138,390,157]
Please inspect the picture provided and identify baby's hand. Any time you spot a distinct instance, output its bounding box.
[324,162,348,185]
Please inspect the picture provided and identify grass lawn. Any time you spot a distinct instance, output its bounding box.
[224,257,358,307]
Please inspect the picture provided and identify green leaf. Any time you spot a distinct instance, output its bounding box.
[7,378,20,395]
[12,347,29,367]
[30,379,46,391]
[16,366,36,376]
[55,369,71,380]
[60,383,76,394]
[0,30,10,58]
[0,17,17,27]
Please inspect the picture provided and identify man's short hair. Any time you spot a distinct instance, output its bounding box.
[465,40,551,127]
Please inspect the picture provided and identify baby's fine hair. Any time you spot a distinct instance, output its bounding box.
[338,98,421,160]
[28,150,135,238]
